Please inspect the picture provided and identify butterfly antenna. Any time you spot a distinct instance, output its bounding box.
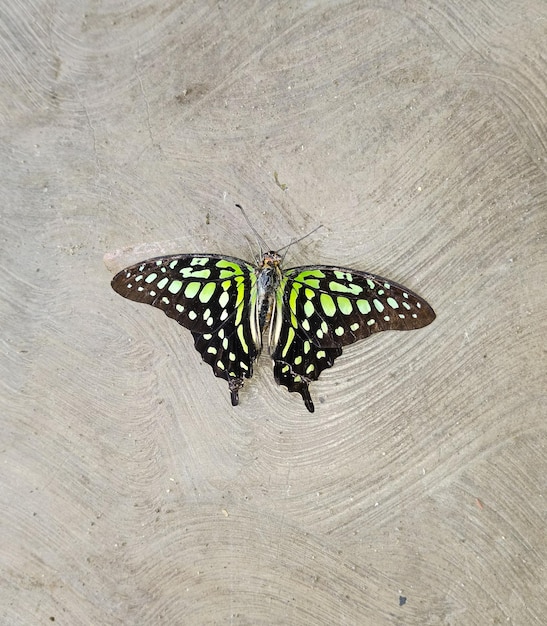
[236,204,269,260]
[277,223,324,262]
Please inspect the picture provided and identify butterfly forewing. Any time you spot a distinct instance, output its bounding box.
[271,266,436,412]
[111,254,259,406]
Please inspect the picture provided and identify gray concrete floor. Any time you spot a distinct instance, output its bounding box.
[1,1,545,624]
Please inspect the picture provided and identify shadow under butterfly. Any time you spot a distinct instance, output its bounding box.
[111,207,435,412]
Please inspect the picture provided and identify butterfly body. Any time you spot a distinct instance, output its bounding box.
[112,249,435,412]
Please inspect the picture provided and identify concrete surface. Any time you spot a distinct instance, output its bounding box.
[1,1,545,624]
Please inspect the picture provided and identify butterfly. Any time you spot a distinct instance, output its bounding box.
[111,211,435,412]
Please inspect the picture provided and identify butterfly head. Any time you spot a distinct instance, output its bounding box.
[260,251,283,270]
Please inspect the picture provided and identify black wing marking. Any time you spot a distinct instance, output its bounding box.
[111,254,259,406]
[272,265,436,412]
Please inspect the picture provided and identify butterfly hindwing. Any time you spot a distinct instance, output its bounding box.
[272,266,436,412]
[111,254,259,405]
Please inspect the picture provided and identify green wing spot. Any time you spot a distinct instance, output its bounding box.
[157,277,169,289]
[179,267,211,279]
[373,299,384,312]
[216,259,245,279]
[329,281,363,295]
[145,273,157,283]
[357,299,371,314]
[234,279,246,325]
[304,340,311,354]
[335,326,344,336]
[317,350,326,359]
[282,326,295,358]
[320,293,336,317]
[199,282,216,303]
[305,288,315,300]
[306,363,315,374]
[302,319,311,332]
[292,269,325,290]
[190,257,209,266]
[350,322,359,331]
[366,279,375,290]
[336,296,352,315]
[289,283,301,313]
[237,323,249,353]
[334,270,352,281]
[168,280,183,294]
[184,282,201,299]
[387,297,399,309]
[191,269,211,279]
[294,355,302,365]
[304,300,314,318]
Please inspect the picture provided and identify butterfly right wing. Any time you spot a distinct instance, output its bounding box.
[111,254,260,406]
[272,265,436,412]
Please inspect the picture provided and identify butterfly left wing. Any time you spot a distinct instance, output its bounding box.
[111,254,260,406]
[272,266,436,412]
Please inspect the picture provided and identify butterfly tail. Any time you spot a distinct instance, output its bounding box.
[273,361,315,413]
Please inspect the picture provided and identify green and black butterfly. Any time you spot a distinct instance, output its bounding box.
[111,213,435,412]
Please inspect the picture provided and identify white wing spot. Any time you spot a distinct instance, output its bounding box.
[373,299,384,312]
[188,310,197,320]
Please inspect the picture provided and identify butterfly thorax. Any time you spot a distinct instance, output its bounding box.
[253,251,283,352]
